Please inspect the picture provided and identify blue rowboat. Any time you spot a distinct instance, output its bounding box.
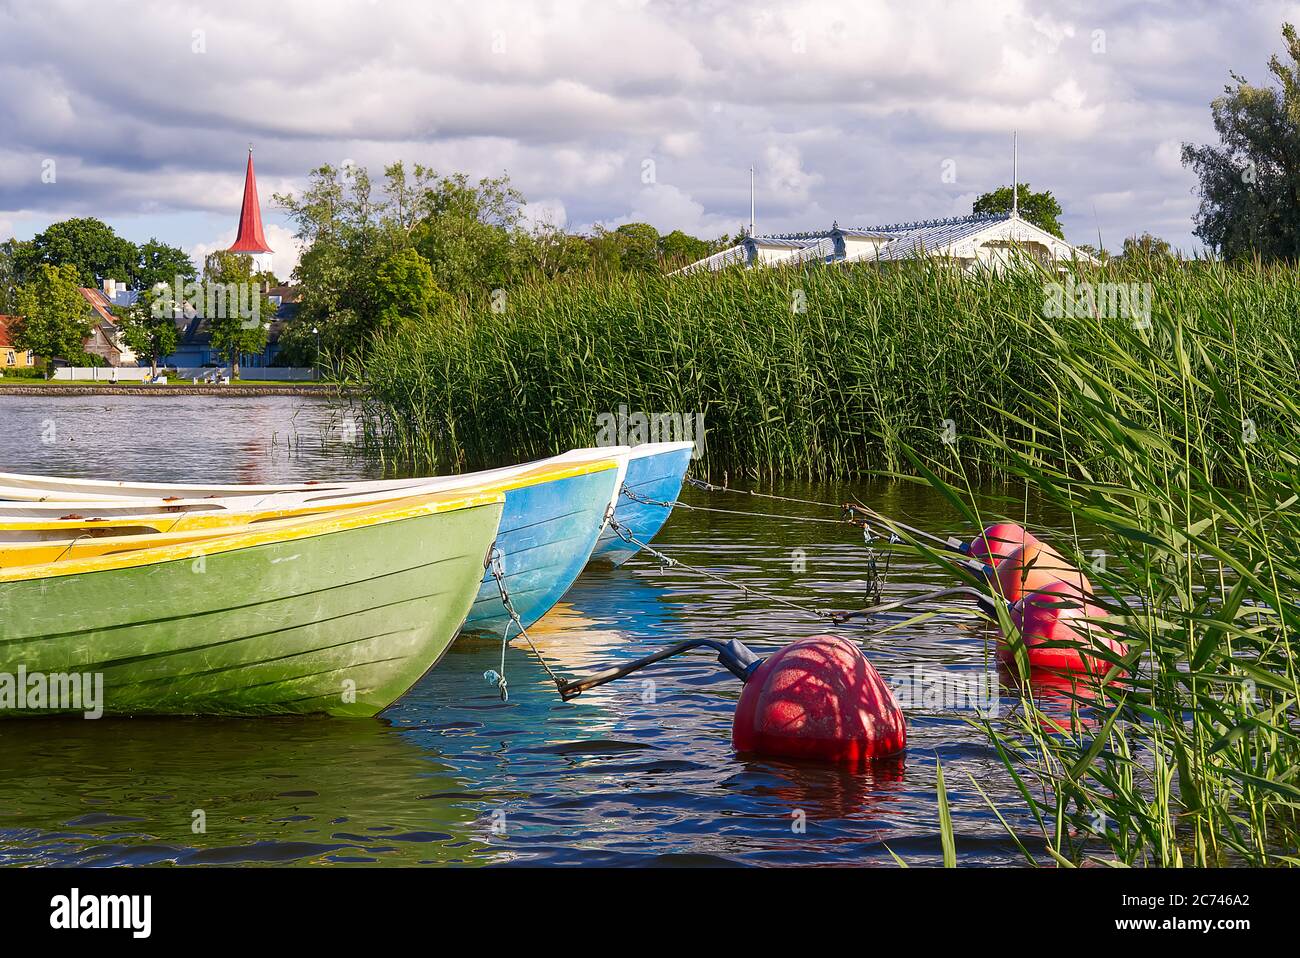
[587,441,695,568]
[459,448,629,637]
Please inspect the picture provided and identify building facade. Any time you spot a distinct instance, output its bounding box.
[0,316,35,369]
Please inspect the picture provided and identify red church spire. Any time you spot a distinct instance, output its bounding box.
[228,146,272,254]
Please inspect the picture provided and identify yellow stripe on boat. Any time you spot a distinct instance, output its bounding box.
[0,488,505,583]
[0,456,618,533]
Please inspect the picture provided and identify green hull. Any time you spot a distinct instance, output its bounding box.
[0,502,502,718]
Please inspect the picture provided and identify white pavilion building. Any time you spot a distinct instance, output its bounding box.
[674,211,1092,275]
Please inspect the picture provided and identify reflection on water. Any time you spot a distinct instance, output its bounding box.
[0,395,378,485]
[0,395,1093,866]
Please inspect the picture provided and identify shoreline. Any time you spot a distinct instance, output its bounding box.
[0,383,354,398]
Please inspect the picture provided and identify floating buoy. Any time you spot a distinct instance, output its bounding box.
[1005,580,1125,675]
[732,634,906,764]
[994,541,1092,604]
[966,522,1040,568]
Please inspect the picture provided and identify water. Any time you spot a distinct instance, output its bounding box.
[0,394,1089,866]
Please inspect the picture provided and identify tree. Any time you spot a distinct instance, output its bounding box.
[1181,23,1300,261]
[0,238,23,314]
[1121,233,1175,259]
[120,285,180,379]
[17,217,139,288]
[408,170,525,297]
[658,229,713,269]
[613,223,661,272]
[515,223,593,278]
[972,184,1065,238]
[372,247,450,334]
[202,251,272,379]
[13,263,93,371]
[1074,243,1110,262]
[277,162,531,360]
[135,239,197,292]
[275,162,401,363]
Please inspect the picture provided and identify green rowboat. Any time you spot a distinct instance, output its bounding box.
[0,491,504,718]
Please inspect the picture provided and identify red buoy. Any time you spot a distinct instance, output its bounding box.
[733,635,906,764]
[1005,580,1126,675]
[967,522,1040,568]
[995,541,1093,604]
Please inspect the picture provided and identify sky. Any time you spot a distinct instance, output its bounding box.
[0,0,1294,278]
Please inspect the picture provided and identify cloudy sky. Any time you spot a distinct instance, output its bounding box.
[0,0,1293,277]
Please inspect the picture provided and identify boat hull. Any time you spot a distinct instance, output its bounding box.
[588,444,694,568]
[0,502,503,718]
[462,468,618,637]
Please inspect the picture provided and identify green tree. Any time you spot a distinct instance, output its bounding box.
[1073,243,1111,263]
[612,223,661,272]
[120,285,180,379]
[658,229,713,269]
[1181,22,1300,261]
[278,162,530,360]
[17,217,139,288]
[0,238,24,314]
[135,239,197,292]
[1121,232,1175,259]
[408,170,525,296]
[372,247,450,334]
[275,162,398,363]
[202,251,272,379]
[13,263,93,371]
[972,184,1065,238]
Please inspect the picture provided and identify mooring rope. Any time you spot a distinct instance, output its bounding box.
[620,486,861,526]
[682,477,964,553]
[683,477,848,510]
[608,517,848,623]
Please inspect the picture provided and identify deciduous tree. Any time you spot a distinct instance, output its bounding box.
[1181,23,1300,261]
[13,263,93,371]
[972,184,1065,238]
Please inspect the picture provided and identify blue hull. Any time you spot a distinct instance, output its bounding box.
[461,469,617,637]
[588,446,693,568]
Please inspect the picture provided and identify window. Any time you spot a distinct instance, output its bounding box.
[5,351,14,366]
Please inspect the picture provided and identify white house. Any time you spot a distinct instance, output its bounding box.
[675,211,1093,275]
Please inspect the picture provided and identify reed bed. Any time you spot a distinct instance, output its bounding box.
[919,294,1300,866]
[357,257,1300,483]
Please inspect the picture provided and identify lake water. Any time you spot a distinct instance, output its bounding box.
[0,394,1088,866]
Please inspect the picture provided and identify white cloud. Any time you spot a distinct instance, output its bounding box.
[188,223,302,282]
[0,0,1294,252]
[520,198,568,231]
[608,184,739,238]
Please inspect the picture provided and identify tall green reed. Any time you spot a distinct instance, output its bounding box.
[356,257,1300,485]
[915,279,1300,865]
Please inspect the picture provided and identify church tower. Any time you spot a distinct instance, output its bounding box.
[228,146,274,274]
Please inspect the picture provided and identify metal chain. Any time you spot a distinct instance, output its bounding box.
[486,548,567,700]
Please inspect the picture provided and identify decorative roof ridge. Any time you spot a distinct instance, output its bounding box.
[760,211,1009,241]
[849,211,1010,234]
